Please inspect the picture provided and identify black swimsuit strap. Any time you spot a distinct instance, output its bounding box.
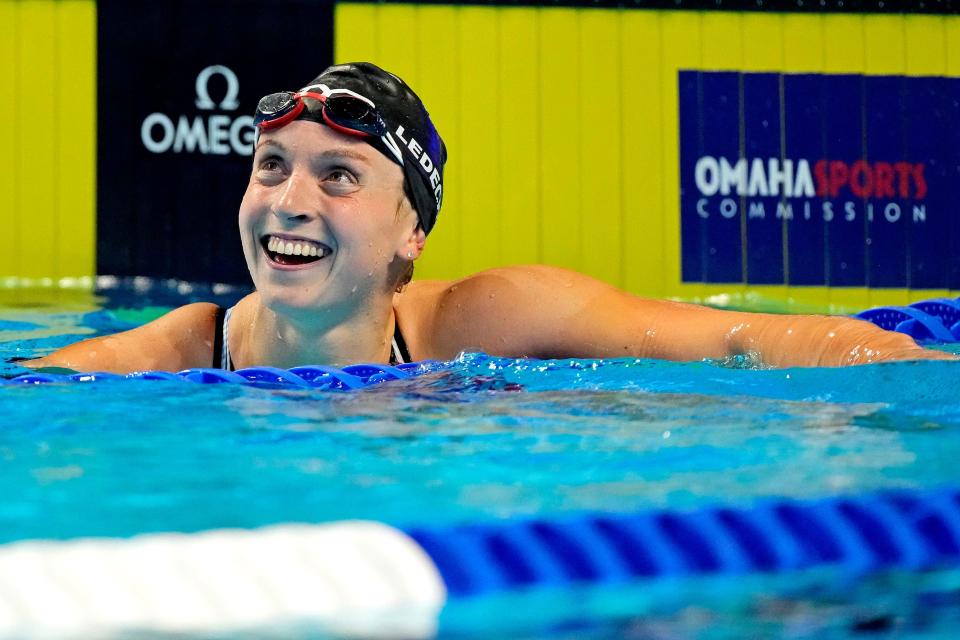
[392,321,411,365]
[211,305,225,369]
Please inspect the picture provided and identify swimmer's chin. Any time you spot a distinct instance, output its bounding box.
[257,285,357,316]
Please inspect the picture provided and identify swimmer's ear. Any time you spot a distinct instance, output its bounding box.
[398,223,426,261]
[408,225,426,260]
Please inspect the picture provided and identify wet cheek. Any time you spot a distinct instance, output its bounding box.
[237,205,260,263]
[238,198,267,236]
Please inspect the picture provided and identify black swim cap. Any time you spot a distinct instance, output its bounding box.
[305,62,447,235]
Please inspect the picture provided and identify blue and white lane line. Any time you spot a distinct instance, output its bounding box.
[1,487,958,637]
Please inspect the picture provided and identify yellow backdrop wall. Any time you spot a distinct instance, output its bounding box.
[1,0,96,294]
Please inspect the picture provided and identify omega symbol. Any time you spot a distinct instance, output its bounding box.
[194,65,240,111]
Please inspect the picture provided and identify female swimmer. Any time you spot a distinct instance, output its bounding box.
[25,63,955,373]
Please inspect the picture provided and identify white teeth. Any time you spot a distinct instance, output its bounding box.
[265,235,327,259]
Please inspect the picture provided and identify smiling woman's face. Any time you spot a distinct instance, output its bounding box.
[239,120,419,318]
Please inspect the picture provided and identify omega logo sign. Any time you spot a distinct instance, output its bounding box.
[141,65,254,156]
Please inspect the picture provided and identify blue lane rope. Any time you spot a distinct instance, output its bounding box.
[405,487,960,597]
[854,297,960,343]
[1,361,446,390]
[3,295,957,388]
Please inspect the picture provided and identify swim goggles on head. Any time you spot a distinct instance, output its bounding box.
[253,83,405,167]
[254,84,388,138]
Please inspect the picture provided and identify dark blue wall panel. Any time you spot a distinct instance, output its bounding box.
[821,75,866,287]
[783,74,827,286]
[946,80,960,291]
[904,77,949,290]
[700,72,744,284]
[864,76,907,288]
[679,71,705,284]
[743,73,784,285]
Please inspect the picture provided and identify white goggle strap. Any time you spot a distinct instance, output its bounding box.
[299,83,378,109]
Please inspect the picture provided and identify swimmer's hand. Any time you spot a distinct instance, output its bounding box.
[733,314,959,367]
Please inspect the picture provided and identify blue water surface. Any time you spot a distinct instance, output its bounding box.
[2,295,959,638]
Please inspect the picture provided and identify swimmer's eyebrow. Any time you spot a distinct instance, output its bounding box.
[255,139,286,153]
[254,139,371,164]
[314,148,373,165]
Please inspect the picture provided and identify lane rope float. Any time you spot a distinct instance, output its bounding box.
[1,487,957,638]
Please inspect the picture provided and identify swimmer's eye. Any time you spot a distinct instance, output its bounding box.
[325,168,358,184]
[322,167,360,194]
[254,155,286,179]
[257,156,283,171]
[260,158,282,172]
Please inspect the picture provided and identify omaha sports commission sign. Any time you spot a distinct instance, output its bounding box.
[679,71,960,289]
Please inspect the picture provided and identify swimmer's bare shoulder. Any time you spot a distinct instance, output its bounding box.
[23,301,227,374]
[400,265,958,367]
[399,265,688,360]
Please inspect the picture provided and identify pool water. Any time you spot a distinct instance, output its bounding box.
[2,292,960,638]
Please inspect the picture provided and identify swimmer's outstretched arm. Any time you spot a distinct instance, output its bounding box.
[22,303,221,374]
[416,265,956,367]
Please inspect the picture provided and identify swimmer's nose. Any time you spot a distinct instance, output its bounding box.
[273,170,318,222]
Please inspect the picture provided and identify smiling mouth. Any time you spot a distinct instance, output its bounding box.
[261,235,333,266]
